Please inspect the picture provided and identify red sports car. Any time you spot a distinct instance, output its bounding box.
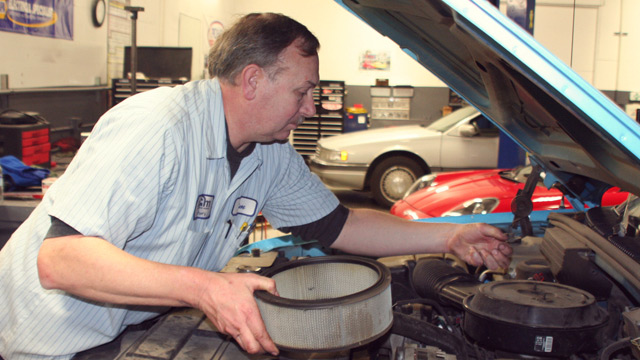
[390,165,629,219]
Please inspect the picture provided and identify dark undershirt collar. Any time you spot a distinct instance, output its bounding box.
[226,123,255,180]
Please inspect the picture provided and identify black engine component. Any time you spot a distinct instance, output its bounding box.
[411,258,480,305]
[390,312,467,359]
[410,257,611,358]
[541,225,613,300]
[463,280,609,357]
[514,258,554,281]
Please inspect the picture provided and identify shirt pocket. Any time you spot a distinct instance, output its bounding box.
[188,214,216,234]
[183,223,212,266]
[227,216,259,246]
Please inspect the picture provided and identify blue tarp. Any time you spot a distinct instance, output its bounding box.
[0,155,50,191]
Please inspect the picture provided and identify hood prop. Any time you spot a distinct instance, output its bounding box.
[510,164,542,237]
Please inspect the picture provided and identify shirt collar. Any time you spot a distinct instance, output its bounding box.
[204,78,227,159]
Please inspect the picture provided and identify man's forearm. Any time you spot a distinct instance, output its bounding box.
[330,208,454,257]
[37,235,204,307]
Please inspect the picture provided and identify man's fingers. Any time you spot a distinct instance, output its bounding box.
[497,242,513,256]
[248,274,278,295]
[199,273,280,355]
[479,248,500,270]
[478,223,508,241]
[234,333,245,351]
[494,248,512,269]
[231,275,279,355]
[237,328,262,354]
[246,304,279,355]
[467,247,483,267]
[234,321,278,355]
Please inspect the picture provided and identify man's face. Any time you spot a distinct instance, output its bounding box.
[252,42,319,143]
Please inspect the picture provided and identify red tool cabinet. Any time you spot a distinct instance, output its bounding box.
[0,123,51,168]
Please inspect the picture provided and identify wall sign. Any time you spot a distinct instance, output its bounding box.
[359,50,390,71]
[0,0,73,40]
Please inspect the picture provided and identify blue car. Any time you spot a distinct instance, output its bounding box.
[79,1,640,359]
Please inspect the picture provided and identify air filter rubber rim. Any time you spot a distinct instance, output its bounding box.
[255,255,391,309]
[255,255,393,353]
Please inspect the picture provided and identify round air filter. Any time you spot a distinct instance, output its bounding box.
[463,280,609,357]
[255,255,392,352]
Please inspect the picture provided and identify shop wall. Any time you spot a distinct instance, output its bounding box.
[135,0,635,90]
[0,2,108,89]
[1,0,637,134]
[0,0,636,93]
[130,0,637,112]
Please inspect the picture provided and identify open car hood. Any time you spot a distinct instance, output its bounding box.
[336,0,640,206]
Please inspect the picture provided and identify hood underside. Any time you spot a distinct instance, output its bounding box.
[337,0,640,204]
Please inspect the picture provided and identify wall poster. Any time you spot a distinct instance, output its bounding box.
[0,0,73,40]
[359,50,390,71]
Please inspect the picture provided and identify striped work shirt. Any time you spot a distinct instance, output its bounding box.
[0,79,338,359]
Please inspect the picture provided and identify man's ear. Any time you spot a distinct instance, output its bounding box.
[241,65,261,100]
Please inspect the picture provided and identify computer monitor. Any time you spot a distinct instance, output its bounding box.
[123,46,192,80]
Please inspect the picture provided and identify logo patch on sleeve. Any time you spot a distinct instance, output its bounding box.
[232,197,257,216]
[194,194,214,219]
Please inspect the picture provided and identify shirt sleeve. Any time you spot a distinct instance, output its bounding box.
[46,100,179,249]
[44,216,82,239]
[278,204,349,247]
[259,143,340,229]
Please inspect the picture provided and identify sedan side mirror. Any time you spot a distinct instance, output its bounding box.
[458,124,478,137]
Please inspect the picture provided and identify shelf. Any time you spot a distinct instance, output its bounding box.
[111,78,187,106]
[291,81,345,157]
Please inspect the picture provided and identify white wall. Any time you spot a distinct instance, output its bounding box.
[230,0,444,87]
[131,0,638,92]
[593,0,640,93]
[0,1,108,88]
[533,4,598,84]
[132,0,442,87]
[532,0,640,93]
[2,0,633,91]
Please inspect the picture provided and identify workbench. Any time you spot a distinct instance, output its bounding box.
[0,199,38,249]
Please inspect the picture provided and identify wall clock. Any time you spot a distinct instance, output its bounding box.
[92,0,106,27]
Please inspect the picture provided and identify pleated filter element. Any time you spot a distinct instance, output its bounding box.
[255,256,393,352]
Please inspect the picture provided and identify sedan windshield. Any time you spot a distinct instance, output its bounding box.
[426,106,478,132]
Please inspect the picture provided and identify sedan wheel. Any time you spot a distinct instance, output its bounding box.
[371,157,424,207]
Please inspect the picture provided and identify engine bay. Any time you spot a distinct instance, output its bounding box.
[76,198,640,360]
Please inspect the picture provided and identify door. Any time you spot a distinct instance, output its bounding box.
[439,115,500,169]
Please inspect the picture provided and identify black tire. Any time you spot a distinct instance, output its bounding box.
[370,156,424,207]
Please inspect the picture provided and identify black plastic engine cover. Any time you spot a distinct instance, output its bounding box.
[463,280,609,357]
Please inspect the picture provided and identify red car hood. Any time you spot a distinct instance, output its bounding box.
[392,169,627,219]
[392,169,558,219]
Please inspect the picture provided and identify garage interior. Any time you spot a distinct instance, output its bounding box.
[2,1,640,359]
[1,1,639,245]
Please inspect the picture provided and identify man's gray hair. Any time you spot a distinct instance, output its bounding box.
[208,13,320,84]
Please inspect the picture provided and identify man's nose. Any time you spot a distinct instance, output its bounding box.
[300,95,316,118]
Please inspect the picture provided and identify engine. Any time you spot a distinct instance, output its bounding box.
[75,208,640,360]
[369,213,640,360]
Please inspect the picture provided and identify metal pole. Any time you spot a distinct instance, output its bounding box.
[124,6,144,95]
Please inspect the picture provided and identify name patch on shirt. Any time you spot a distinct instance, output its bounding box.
[194,194,215,219]
[232,197,257,217]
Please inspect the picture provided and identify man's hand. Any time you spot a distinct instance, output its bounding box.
[196,272,279,356]
[447,223,512,270]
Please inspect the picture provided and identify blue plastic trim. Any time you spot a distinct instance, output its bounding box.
[235,235,329,258]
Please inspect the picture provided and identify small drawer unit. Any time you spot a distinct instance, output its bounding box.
[0,123,51,167]
[112,78,188,107]
[291,80,345,158]
[370,86,414,122]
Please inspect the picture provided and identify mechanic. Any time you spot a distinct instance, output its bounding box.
[0,12,512,360]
